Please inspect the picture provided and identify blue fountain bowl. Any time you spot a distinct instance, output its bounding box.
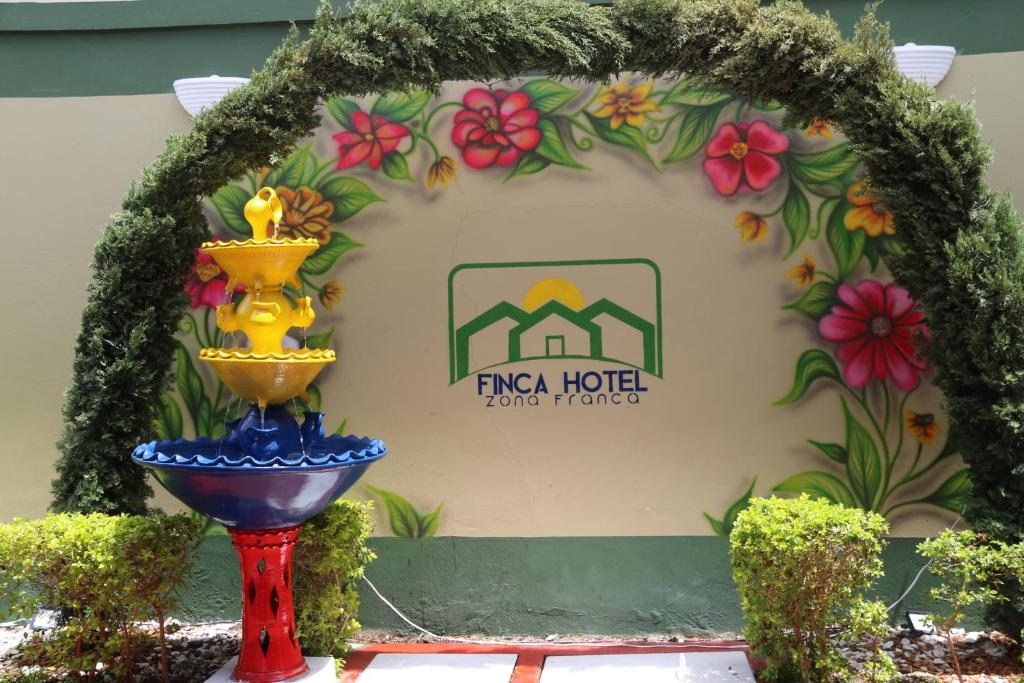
[133,420,386,529]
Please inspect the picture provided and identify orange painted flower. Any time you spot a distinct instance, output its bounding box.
[594,81,659,129]
[427,156,458,188]
[276,186,334,244]
[844,182,894,237]
[905,410,940,444]
[736,211,767,243]
[787,254,817,287]
[319,280,345,310]
[805,118,833,138]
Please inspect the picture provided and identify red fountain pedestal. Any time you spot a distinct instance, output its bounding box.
[230,527,307,682]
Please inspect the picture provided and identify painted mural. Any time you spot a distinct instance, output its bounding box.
[157,76,966,537]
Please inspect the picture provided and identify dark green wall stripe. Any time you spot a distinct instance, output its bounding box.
[0,0,1021,98]
[181,536,977,634]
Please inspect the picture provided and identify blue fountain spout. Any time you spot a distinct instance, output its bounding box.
[301,411,325,444]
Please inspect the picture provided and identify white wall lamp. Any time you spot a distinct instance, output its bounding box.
[893,44,956,88]
[172,75,251,117]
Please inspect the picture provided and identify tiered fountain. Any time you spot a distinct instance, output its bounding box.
[133,187,386,682]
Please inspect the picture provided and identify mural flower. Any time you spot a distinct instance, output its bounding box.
[844,182,894,236]
[703,121,790,196]
[185,242,242,310]
[427,156,458,188]
[593,81,659,129]
[787,254,817,287]
[805,118,833,138]
[333,111,411,170]
[276,186,334,244]
[818,279,929,391]
[319,280,345,310]
[735,211,768,243]
[905,410,940,444]
[451,88,541,169]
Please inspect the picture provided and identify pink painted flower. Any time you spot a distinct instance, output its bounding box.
[451,88,541,169]
[333,111,410,170]
[818,280,929,391]
[185,242,242,309]
[703,121,790,196]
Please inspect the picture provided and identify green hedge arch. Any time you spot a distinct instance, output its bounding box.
[54,0,1024,606]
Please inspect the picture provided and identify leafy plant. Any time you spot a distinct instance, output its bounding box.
[366,485,443,538]
[730,495,888,683]
[294,499,376,665]
[0,513,203,682]
[917,530,1024,682]
[847,600,900,683]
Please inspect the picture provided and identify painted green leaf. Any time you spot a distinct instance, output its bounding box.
[334,418,348,435]
[306,325,334,350]
[326,96,360,129]
[318,175,383,222]
[585,111,655,165]
[196,396,215,438]
[809,439,847,465]
[878,236,905,257]
[783,281,837,320]
[371,90,430,122]
[936,428,960,462]
[863,239,881,271]
[842,396,883,510]
[662,102,728,163]
[704,478,757,536]
[814,195,841,240]
[175,344,205,424]
[300,232,363,275]
[520,79,579,114]
[791,142,860,185]
[773,471,858,508]
[919,469,971,513]
[782,181,811,257]
[366,485,421,538]
[417,503,444,537]
[381,153,412,182]
[305,385,322,412]
[505,152,552,181]
[211,185,252,235]
[826,200,865,280]
[774,349,840,406]
[265,148,314,189]
[659,80,731,106]
[534,119,585,169]
[155,392,183,441]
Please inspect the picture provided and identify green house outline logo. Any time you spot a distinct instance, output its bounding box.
[448,258,663,384]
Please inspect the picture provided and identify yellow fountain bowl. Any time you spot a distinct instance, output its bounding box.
[201,238,319,290]
[199,347,336,408]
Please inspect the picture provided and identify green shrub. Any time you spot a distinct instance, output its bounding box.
[294,499,375,665]
[0,513,203,681]
[917,530,1024,682]
[730,496,889,683]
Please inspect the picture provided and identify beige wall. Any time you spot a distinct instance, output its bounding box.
[0,52,1021,536]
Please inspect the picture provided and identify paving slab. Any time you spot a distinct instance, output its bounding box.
[540,650,755,683]
[356,652,519,683]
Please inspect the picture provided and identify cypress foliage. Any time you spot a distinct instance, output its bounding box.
[56,0,1024,622]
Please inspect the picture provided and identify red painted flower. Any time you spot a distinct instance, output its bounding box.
[333,111,410,170]
[185,242,242,309]
[451,88,541,169]
[818,280,929,391]
[703,121,790,196]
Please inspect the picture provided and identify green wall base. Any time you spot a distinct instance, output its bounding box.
[179,535,962,634]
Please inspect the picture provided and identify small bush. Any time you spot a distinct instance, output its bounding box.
[0,513,203,681]
[730,495,889,683]
[917,530,1024,682]
[294,499,375,665]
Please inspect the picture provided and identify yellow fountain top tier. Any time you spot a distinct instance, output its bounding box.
[199,187,335,409]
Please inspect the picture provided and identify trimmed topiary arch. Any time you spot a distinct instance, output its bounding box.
[53,0,1024,609]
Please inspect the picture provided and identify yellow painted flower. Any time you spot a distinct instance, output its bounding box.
[594,81,660,129]
[735,211,768,243]
[319,280,345,310]
[427,156,458,188]
[844,182,895,237]
[805,118,833,138]
[905,410,940,444]
[787,254,817,287]
[276,186,334,244]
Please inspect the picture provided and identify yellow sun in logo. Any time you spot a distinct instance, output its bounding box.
[522,277,585,312]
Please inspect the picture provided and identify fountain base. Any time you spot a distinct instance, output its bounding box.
[230,527,307,682]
